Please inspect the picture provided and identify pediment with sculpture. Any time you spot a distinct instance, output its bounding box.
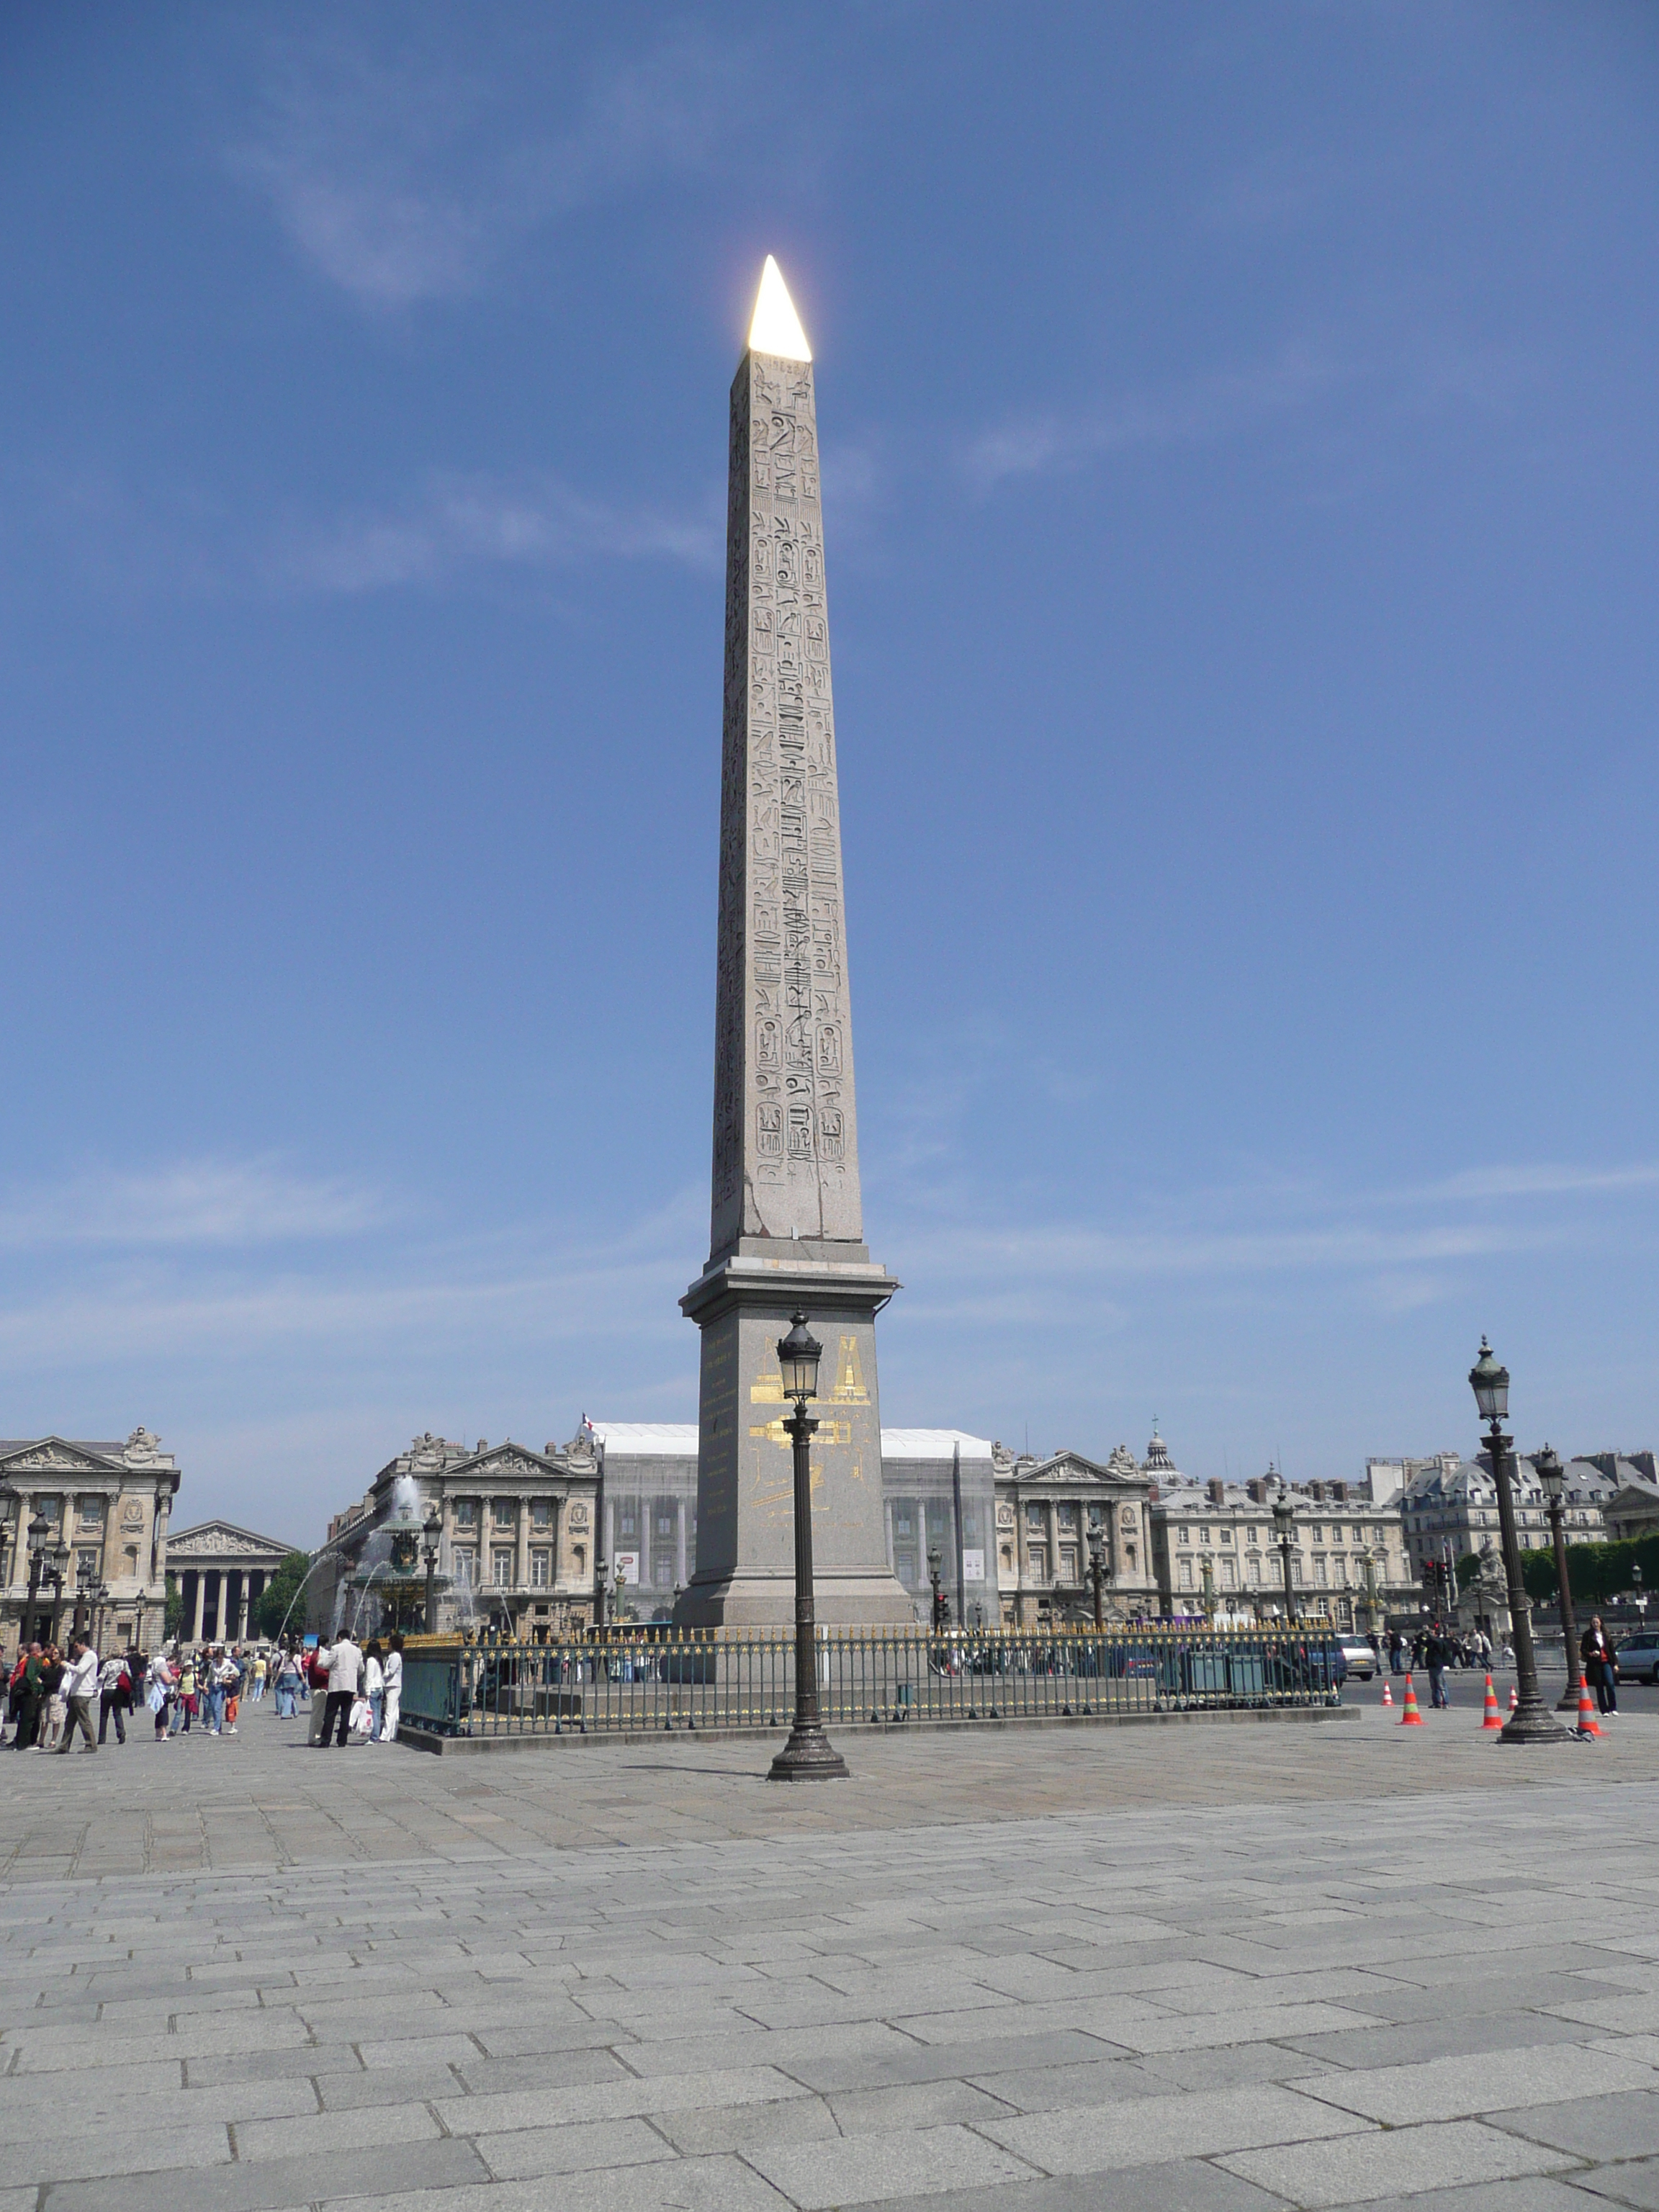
[167,1521,297,1563]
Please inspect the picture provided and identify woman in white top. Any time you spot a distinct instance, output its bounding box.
[379,1634,404,1744]
[145,1652,176,1743]
[362,1642,385,1743]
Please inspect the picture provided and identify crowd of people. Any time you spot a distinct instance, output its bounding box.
[2,1626,406,1748]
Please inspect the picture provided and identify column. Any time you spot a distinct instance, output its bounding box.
[516,1501,530,1620]
[189,1569,205,1643]
[1044,1502,1058,1596]
[248,1571,265,1630]
[226,1570,244,1640]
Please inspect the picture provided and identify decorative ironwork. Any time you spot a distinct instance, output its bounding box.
[397,1624,1346,1740]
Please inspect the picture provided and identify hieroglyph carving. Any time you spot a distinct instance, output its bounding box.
[709,347,863,1254]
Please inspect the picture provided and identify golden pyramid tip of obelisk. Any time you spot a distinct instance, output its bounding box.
[747,255,811,361]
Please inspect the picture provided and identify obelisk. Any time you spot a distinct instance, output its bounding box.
[677,258,911,1627]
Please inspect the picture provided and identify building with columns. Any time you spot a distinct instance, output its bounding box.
[0,1429,180,1658]
[166,1521,300,1645]
[992,1439,1159,1627]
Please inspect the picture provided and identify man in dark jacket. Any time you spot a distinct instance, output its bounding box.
[1426,1623,1453,1709]
[1581,1617,1619,1716]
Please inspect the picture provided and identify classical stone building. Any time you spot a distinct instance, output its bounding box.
[0,1429,180,1657]
[310,1430,602,1640]
[992,1439,1159,1627]
[1149,1466,1414,1629]
[166,1521,300,1644]
[1398,1452,1619,1586]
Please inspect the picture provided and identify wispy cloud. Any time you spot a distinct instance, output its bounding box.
[233,28,746,307]
[283,468,719,593]
[962,343,1344,491]
[0,1160,389,1252]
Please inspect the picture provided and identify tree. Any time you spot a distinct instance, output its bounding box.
[256,1553,314,1640]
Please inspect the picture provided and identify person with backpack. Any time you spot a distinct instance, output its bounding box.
[97,1650,132,1745]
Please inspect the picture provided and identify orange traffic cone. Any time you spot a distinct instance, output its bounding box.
[1400,1672,1425,1725]
[1509,1682,1519,1711]
[1576,1682,1601,1738]
[1381,1677,1393,1707]
[1481,1673,1503,1730]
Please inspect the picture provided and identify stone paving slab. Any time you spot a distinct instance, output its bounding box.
[1,1698,1658,2208]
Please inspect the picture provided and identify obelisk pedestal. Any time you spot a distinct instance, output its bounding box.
[676,261,911,1629]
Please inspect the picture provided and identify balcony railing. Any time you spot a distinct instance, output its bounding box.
[398,1624,1344,1740]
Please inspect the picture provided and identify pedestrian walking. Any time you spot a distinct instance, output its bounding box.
[380,1633,403,1744]
[274,1647,302,1718]
[1426,1622,1452,1709]
[11,1644,44,1749]
[363,1641,385,1744]
[172,1655,197,1735]
[37,1647,67,1751]
[145,1650,176,1741]
[1387,1629,1403,1675]
[218,1650,243,1735]
[56,1637,99,1753]
[96,1651,130,1745]
[1582,1617,1619,1717]
[251,1651,267,1700]
[315,1631,363,1748]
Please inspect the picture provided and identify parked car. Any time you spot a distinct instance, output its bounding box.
[1616,1629,1659,1685]
[1335,1637,1377,1681]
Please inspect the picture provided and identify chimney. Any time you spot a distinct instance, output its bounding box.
[1246,1478,1267,1504]
[1329,1480,1347,1503]
[1147,1481,1160,1503]
[1308,1481,1326,1503]
[1207,1478,1226,1506]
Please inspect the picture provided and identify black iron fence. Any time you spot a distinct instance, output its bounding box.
[398,1624,1344,1740]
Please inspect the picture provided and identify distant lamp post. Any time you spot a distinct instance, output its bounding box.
[1198,1552,1216,1624]
[24,1510,50,1640]
[1534,1447,1583,1714]
[1272,1492,1298,1621]
[421,1506,442,1633]
[1633,1563,1647,1623]
[1360,1548,1380,1640]
[1469,1339,1567,1744]
[48,1536,71,1643]
[768,1312,848,1783]
[594,1556,608,1635]
[1087,1532,1107,1630]
[927,1545,945,1629]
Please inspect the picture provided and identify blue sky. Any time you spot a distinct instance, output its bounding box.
[4,4,1657,1543]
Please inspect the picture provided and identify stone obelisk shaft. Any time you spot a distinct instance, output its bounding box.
[678,323,909,1629]
[709,348,860,1254]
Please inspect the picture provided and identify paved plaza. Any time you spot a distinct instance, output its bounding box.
[1,1697,1655,2212]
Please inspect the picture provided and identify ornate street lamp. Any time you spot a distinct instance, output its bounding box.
[1360,1548,1380,1640]
[1272,1492,1298,1620]
[1199,1552,1216,1624]
[1087,1531,1107,1630]
[1534,1446,1583,1714]
[768,1312,848,1782]
[926,1544,945,1629]
[421,1506,442,1633]
[594,1555,608,1635]
[24,1510,50,1643]
[47,1535,71,1645]
[1469,1339,1567,1744]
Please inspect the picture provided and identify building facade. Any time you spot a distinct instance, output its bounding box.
[310,1431,603,1640]
[1398,1452,1618,1586]
[1149,1469,1415,1629]
[992,1440,1159,1626]
[0,1429,180,1658]
[166,1521,300,1644]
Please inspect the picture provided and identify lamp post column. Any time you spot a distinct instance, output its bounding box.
[769,1313,848,1783]
[1088,1535,1106,1631]
[1485,1418,1563,1740]
[1534,1446,1583,1714]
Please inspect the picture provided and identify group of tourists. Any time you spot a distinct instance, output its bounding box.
[3,1635,128,1750]
[3,1627,408,1749]
[304,1630,404,1746]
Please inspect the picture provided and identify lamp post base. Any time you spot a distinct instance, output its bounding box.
[768,1722,850,1782]
[1555,1681,1584,1713]
[1499,1692,1572,1745]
